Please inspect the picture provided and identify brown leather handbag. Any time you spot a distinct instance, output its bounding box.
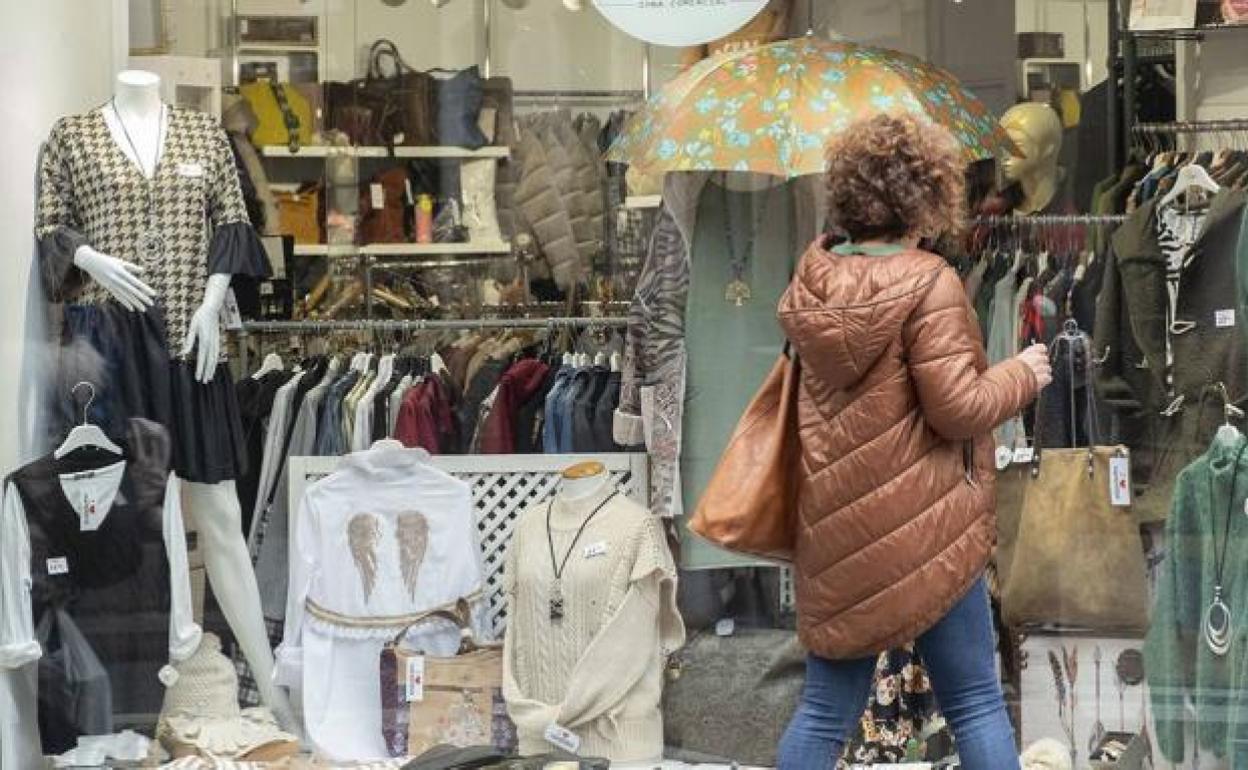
[689,347,801,563]
[358,167,413,244]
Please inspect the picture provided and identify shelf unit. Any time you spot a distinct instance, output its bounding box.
[261,145,511,160]
[293,242,511,257]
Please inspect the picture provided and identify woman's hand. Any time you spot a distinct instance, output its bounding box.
[1016,344,1053,390]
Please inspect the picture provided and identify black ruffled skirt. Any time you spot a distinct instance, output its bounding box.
[54,304,246,484]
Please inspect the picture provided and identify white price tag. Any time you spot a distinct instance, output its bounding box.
[544,723,581,754]
[404,179,415,206]
[47,557,69,576]
[371,183,386,210]
[405,655,425,702]
[715,618,736,637]
[176,162,205,178]
[583,541,608,559]
[1109,455,1132,507]
[1216,309,1236,328]
[1012,447,1035,465]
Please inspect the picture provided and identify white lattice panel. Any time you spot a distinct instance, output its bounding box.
[287,453,649,636]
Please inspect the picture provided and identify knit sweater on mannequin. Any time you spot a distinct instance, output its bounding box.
[502,481,684,762]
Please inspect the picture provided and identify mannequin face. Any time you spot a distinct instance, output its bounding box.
[999,104,1062,184]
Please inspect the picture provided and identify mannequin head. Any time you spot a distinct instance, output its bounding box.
[999,103,1063,212]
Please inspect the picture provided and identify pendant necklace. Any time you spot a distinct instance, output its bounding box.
[545,490,618,623]
[111,99,167,262]
[1203,439,1247,656]
[722,181,777,307]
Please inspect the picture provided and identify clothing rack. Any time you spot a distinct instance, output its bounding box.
[973,214,1129,227]
[236,316,626,373]
[1133,119,1248,135]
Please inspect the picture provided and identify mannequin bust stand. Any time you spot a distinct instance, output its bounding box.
[999,102,1064,215]
[67,70,290,724]
[559,460,611,501]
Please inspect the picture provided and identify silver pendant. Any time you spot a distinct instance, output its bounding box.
[725,279,752,307]
[549,581,565,623]
[1203,585,1232,656]
[138,229,164,261]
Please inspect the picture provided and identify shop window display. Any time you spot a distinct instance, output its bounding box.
[3,1,1248,768]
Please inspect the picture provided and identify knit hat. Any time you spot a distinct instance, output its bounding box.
[157,634,298,760]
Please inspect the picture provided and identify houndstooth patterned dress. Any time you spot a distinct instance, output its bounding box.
[35,107,269,350]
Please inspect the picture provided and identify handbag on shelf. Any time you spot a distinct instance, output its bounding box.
[273,184,322,245]
[379,599,517,759]
[240,81,314,151]
[324,79,380,146]
[358,167,414,244]
[433,66,488,149]
[1001,327,1150,633]
[366,39,438,147]
[688,346,801,562]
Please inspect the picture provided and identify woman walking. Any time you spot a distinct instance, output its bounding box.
[776,113,1052,770]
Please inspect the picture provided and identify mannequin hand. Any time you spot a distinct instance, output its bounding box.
[73,245,156,312]
[1016,344,1053,390]
[181,274,231,384]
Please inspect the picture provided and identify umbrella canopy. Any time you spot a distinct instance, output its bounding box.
[608,37,1014,178]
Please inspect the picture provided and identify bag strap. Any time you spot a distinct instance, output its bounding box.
[268,82,302,153]
[1030,321,1096,477]
[368,38,413,81]
[387,596,479,654]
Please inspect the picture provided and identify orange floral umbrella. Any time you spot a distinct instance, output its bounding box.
[608,37,1014,178]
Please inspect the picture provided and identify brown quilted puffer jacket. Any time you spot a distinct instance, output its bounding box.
[777,241,1038,660]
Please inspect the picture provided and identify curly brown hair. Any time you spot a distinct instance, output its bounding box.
[824,113,967,243]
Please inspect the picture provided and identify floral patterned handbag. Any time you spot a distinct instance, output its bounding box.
[379,599,518,759]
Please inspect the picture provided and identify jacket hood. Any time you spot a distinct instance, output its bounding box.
[778,242,946,389]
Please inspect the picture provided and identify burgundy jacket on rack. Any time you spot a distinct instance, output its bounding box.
[479,359,552,454]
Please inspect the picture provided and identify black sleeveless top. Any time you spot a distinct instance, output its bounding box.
[6,419,174,754]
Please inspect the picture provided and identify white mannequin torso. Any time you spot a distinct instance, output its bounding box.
[104,70,168,179]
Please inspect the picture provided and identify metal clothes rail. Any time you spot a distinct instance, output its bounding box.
[240,317,627,334]
[1133,119,1248,134]
[973,214,1130,227]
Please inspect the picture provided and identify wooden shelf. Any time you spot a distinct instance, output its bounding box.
[261,145,510,160]
[293,242,512,257]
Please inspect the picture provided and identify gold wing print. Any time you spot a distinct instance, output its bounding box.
[347,513,382,600]
[395,511,430,600]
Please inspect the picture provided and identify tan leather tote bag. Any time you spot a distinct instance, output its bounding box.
[689,347,800,563]
[1001,327,1150,632]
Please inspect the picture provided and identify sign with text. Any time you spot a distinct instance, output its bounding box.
[593,0,769,47]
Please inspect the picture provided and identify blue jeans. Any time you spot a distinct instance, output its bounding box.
[778,577,1019,770]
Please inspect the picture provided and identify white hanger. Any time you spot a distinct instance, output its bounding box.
[1215,383,1244,445]
[55,382,123,459]
[593,351,607,368]
[610,352,622,373]
[562,352,574,368]
[252,352,284,380]
[1160,163,1220,210]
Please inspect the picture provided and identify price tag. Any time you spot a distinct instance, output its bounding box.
[404,179,415,206]
[714,618,736,637]
[371,183,386,210]
[405,655,425,702]
[1012,447,1035,465]
[544,724,581,755]
[1216,309,1236,328]
[47,557,69,576]
[583,541,608,559]
[1109,455,1132,507]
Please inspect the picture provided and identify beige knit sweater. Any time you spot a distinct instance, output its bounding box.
[502,483,684,762]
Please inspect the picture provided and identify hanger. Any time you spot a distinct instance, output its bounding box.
[1215,382,1244,445]
[55,382,123,459]
[1160,163,1220,210]
[252,352,284,379]
[610,352,622,373]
